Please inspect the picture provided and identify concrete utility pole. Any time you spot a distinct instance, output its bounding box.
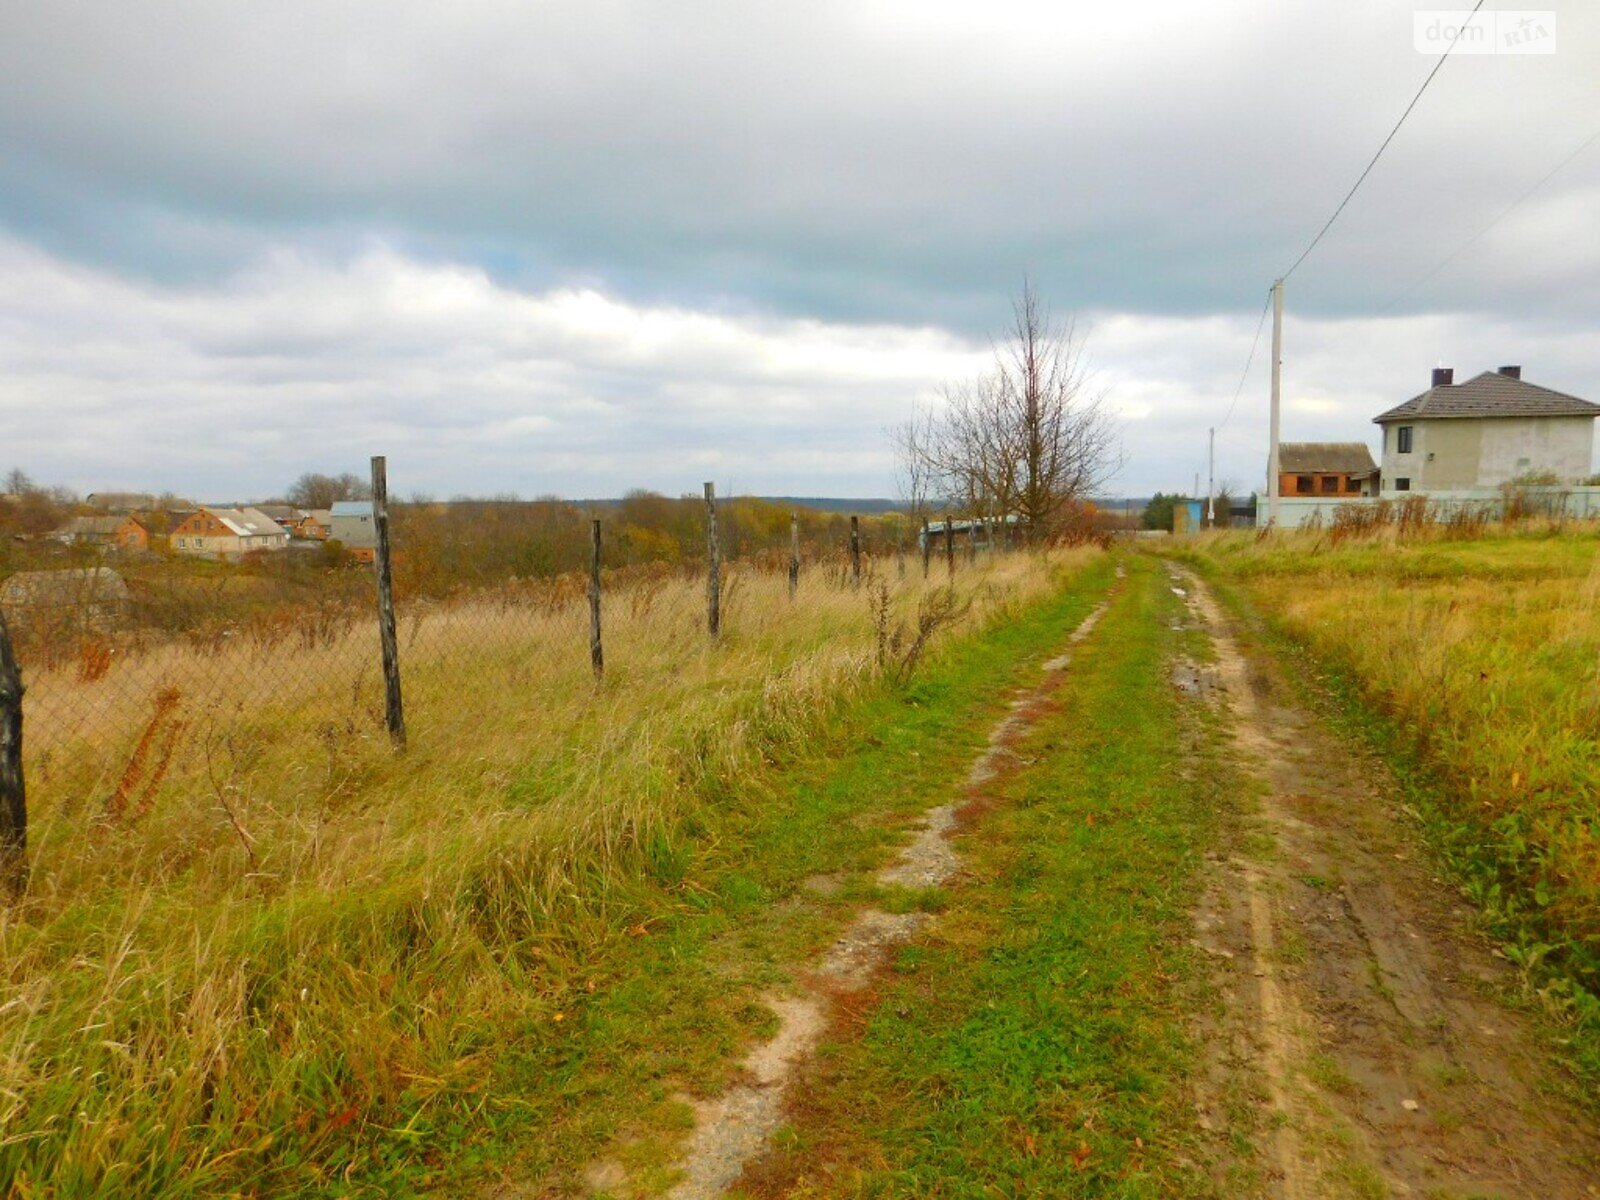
[1268,278,1284,528]
[1207,427,1215,527]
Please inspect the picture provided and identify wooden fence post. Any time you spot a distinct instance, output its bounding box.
[921,517,931,580]
[944,519,955,579]
[589,518,603,681]
[896,525,906,579]
[968,520,978,564]
[0,608,26,898]
[705,482,721,637]
[850,515,862,588]
[788,512,799,602]
[370,455,406,749]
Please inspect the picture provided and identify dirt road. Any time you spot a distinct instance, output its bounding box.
[579,557,1600,1198]
[1176,564,1600,1198]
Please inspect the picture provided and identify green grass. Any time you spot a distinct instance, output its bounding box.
[736,555,1245,1198]
[1,551,1118,1197]
[467,555,1123,1196]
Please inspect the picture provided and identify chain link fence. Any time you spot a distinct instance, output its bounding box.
[1,464,1030,884]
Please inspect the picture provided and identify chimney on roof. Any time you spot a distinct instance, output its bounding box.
[1498,365,1522,380]
[1431,367,1454,388]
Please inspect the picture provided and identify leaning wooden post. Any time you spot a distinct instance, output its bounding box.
[849,515,862,588]
[944,519,955,579]
[0,608,26,898]
[921,517,931,580]
[704,482,721,637]
[588,518,603,681]
[788,512,800,602]
[370,455,406,749]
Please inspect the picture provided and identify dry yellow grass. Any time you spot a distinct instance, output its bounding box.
[1,548,1089,1195]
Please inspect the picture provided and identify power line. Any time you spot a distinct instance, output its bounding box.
[1217,289,1273,433]
[1280,0,1485,282]
[1379,123,1600,313]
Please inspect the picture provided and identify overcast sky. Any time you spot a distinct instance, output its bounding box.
[3,1,1597,501]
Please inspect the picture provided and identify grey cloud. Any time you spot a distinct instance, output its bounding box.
[3,2,1597,328]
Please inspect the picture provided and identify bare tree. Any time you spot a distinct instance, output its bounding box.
[897,283,1119,540]
[287,472,373,509]
[890,402,938,521]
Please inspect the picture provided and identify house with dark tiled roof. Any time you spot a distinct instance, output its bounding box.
[1374,366,1598,496]
[1277,443,1379,499]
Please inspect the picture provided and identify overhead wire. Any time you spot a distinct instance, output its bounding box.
[1216,289,1273,434]
[1279,0,1485,282]
[1378,124,1600,313]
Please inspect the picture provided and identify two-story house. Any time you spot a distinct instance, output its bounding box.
[329,500,378,562]
[1375,367,1598,496]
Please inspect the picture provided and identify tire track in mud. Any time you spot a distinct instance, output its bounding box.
[589,578,1120,1200]
[1172,564,1600,1199]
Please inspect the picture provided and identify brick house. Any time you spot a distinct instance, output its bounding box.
[53,514,150,551]
[1277,443,1379,499]
[295,509,334,540]
[170,507,291,560]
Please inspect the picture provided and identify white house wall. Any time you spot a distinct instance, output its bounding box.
[1380,416,1595,495]
[1476,416,1594,486]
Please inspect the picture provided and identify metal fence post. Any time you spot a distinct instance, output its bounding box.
[921,517,931,580]
[705,482,721,637]
[370,455,406,749]
[0,607,27,897]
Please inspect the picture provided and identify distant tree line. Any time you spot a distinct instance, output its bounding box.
[390,490,906,597]
[2,466,919,602]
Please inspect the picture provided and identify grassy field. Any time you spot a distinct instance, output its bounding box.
[0,548,1103,1196]
[1181,525,1600,1072]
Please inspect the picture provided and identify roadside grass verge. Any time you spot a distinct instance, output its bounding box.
[1,550,1112,1197]
[736,555,1244,1198]
[1177,529,1600,1082]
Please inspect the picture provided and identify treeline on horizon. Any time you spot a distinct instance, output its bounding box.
[389,490,916,594]
[2,465,1132,607]
[2,471,925,596]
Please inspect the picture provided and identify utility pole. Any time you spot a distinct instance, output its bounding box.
[1268,278,1284,528]
[1207,427,1215,527]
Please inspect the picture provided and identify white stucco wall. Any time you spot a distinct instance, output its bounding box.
[1379,416,1595,495]
[1475,416,1594,485]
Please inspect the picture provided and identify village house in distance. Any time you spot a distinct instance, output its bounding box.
[170,506,291,560]
[1276,443,1379,498]
[1271,364,1600,528]
[329,500,378,563]
[1373,366,1599,495]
